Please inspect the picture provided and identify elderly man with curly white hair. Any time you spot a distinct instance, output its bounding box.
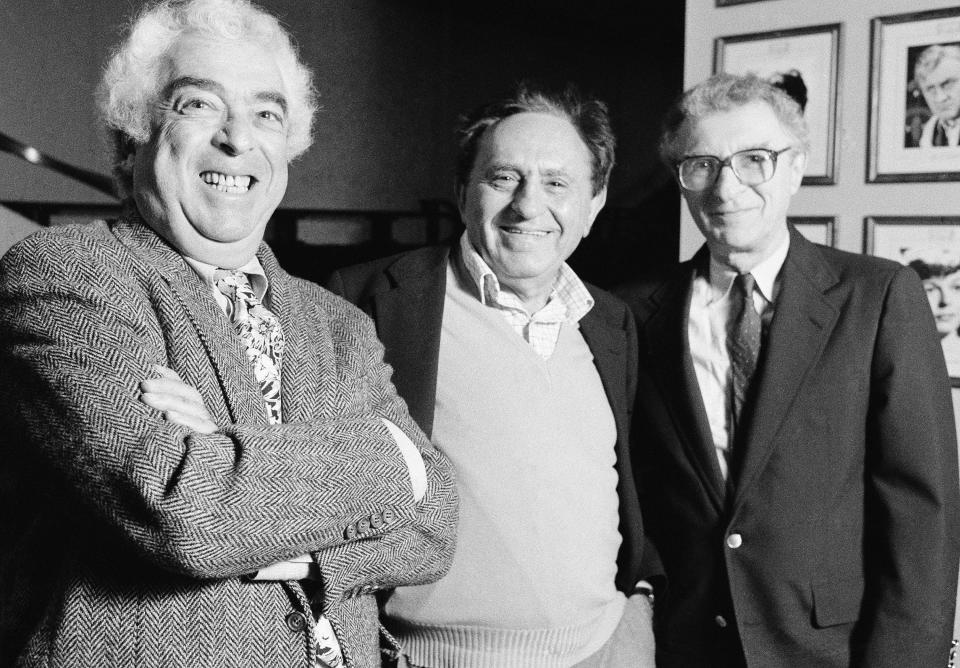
[0,1,457,666]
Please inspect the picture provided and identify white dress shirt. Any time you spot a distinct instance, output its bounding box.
[687,236,789,479]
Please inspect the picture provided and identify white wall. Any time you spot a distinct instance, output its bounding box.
[682,0,960,259]
[0,205,42,257]
[685,0,960,640]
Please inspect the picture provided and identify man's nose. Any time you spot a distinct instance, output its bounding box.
[214,115,255,155]
[712,163,744,198]
[510,181,545,219]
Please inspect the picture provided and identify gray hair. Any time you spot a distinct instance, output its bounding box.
[914,44,960,86]
[96,0,317,196]
[455,82,615,197]
[659,72,810,165]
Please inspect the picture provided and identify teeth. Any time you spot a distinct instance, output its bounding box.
[200,171,252,193]
[503,227,548,236]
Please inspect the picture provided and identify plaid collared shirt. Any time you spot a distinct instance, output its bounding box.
[458,233,594,360]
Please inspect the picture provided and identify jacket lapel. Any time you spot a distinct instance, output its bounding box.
[730,229,840,510]
[370,247,448,436]
[579,297,627,427]
[257,245,334,424]
[642,248,727,512]
[113,216,268,427]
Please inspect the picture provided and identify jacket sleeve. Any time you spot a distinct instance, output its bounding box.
[306,288,458,600]
[0,230,457,589]
[859,265,960,666]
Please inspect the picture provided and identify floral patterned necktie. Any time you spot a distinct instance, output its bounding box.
[214,270,284,424]
[214,270,343,668]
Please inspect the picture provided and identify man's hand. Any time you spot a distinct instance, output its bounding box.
[140,365,313,580]
[139,365,217,433]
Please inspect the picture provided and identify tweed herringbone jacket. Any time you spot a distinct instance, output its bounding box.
[0,216,458,667]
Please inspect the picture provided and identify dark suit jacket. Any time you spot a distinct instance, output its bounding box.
[617,227,960,667]
[0,218,457,667]
[328,243,661,595]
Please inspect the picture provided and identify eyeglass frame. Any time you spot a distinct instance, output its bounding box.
[674,146,795,192]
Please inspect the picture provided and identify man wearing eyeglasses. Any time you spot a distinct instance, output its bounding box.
[617,73,959,667]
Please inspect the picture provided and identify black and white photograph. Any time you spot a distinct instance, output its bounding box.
[869,7,960,182]
[789,216,836,247]
[865,216,960,383]
[714,23,841,184]
[3,2,960,667]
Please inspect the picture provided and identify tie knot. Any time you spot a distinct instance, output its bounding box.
[734,272,756,297]
[214,269,251,296]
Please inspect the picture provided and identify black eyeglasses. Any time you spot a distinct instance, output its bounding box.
[675,147,794,192]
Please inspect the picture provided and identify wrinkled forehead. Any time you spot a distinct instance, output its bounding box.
[920,55,960,85]
[478,112,593,173]
[157,32,287,103]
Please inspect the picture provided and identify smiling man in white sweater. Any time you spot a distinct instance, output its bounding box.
[329,83,662,668]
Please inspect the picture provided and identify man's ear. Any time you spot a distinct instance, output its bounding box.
[788,150,807,195]
[584,187,608,237]
[455,181,468,217]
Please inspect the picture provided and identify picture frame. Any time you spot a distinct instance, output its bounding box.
[864,216,960,385]
[867,8,960,182]
[789,216,835,246]
[716,0,771,6]
[714,23,841,185]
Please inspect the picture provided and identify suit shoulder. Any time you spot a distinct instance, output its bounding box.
[799,243,915,291]
[583,280,630,315]
[333,245,448,284]
[293,275,374,325]
[0,220,125,287]
[612,263,688,305]
[813,244,902,274]
[327,245,449,301]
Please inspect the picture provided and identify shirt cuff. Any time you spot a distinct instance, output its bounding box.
[382,418,427,502]
[247,554,313,581]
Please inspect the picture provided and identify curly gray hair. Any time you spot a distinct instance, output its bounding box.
[659,72,810,166]
[96,0,317,196]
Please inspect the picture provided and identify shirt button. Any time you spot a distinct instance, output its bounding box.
[726,533,743,549]
[715,615,728,628]
[285,611,307,633]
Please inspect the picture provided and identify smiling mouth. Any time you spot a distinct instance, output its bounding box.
[200,171,255,193]
[501,226,550,237]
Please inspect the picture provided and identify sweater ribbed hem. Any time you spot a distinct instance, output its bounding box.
[387,594,625,668]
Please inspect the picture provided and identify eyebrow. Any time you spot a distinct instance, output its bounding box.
[163,76,288,114]
[481,163,572,178]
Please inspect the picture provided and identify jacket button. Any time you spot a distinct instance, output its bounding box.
[715,615,728,628]
[357,518,371,533]
[726,533,743,549]
[382,507,396,523]
[370,512,384,529]
[344,524,358,540]
[285,611,307,632]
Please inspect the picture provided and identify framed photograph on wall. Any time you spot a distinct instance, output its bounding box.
[865,216,960,384]
[868,8,960,182]
[789,216,835,246]
[714,24,841,185]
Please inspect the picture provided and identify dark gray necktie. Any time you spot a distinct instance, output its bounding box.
[933,122,949,147]
[728,273,761,441]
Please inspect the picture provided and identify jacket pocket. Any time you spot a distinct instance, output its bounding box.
[811,577,863,628]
